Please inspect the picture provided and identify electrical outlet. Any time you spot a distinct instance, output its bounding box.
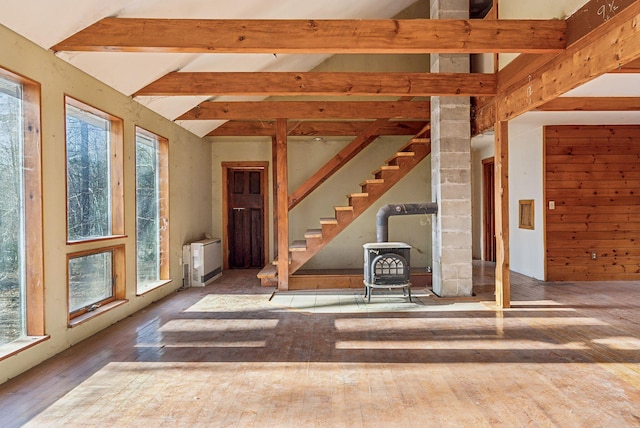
[591,252,597,260]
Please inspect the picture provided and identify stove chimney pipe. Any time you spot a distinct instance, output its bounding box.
[376,203,438,243]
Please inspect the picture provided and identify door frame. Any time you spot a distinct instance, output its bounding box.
[482,157,496,262]
[222,161,269,270]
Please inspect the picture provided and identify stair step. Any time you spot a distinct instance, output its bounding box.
[411,138,431,143]
[257,264,277,279]
[304,228,323,239]
[289,240,307,252]
[272,257,291,265]
[359,178,384,187]
[373,165,400,178]
[319,217,338,225]
[386,151,415,164]
[335,206,354,212]
[347,192,368,199]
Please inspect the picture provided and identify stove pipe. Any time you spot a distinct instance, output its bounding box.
[376,203,438,243]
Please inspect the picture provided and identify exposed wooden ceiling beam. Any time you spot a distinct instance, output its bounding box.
[207,120,428,137]
[52,18,566,54]
[179,100,430,120]
[138,72,496,97]
[536,97,640,111]
[497,1,640,121]
[610,58,640,73]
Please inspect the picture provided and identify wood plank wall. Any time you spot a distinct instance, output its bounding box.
[545,125,640,281]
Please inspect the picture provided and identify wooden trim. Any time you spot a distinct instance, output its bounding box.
[518,200,534,230]
[221,162,269,270]
[275,119,289,290]
[0,67,46,337]
[288,118,387,210]
[67,244,126,322]
[52,18,566,54]
[136,72,496,97]
[181,100,430,121]
[494,121,510,309]
[207,120,429,137]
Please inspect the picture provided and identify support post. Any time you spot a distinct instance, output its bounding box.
[430,0,473,297]
[271,136,278,259]
[494,120,510,308]
[275,119,289,290]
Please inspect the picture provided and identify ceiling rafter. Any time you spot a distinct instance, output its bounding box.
[206,120,428,137]
[52,18,566,54]
[138,72,496,97]
[536,97,640,112]
[178,100,430,121]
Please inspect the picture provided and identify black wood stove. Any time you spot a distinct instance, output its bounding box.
[363,242,412,303]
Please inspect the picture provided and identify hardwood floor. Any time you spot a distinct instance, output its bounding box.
[1,262,640,427]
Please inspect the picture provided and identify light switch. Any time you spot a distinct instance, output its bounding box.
[549,200,555,210]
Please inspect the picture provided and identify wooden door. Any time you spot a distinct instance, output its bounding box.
[226,168,265,268]
[482,158,496,262]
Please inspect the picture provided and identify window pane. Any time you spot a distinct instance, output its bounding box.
[66,105,111,241]
[0,77,26,346]
[135,132,160,285]
[68,252,113,313]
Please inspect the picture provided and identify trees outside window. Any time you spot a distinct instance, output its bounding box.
[0,68,44,349]
[65,98,124,322]
[135,128,169,293]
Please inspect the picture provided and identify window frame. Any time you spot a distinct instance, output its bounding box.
[134,127,170,294]
[67,245,126,326]
[0,66,46,360]
[64,96,125,244]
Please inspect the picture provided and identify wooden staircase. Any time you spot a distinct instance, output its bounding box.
[259,135,431,285]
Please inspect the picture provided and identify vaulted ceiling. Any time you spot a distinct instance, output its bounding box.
[1,0,639,140]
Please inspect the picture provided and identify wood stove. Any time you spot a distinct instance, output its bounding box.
[363,242,412,303]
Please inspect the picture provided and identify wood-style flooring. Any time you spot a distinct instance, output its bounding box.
[1,262,640,427]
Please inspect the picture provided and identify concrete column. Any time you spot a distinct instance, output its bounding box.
[430,0,472,297]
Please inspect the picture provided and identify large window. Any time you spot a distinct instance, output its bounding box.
[65,97,123,242]
[0,68,44,352]
[67,246,125,323]
[65,98,125,325]
[135,128,169,293]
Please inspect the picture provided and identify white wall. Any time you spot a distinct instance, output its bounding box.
[509,125,545,280]
[0,23,212,384]
[471,125,545,280]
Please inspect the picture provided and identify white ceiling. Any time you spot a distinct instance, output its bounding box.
[2,0,638,139]
[0,0,419,137]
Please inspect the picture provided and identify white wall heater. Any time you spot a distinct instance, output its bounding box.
[183,238,222,287]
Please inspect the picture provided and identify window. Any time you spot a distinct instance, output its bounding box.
[65,97,123,242]
[135,128,169,293]
[0,67,44,352]
[67,246,125,324]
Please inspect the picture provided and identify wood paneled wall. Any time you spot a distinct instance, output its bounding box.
[545,125,640,281]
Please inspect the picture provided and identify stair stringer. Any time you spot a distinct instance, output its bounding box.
[287,138,432,274]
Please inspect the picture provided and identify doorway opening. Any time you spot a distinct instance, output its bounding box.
[482,157,496,262]
[222,162,269,269]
